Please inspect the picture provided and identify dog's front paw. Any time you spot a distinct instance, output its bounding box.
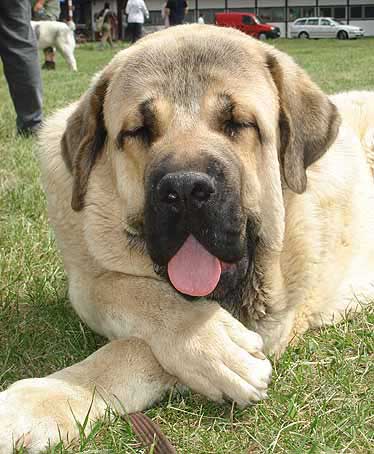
[155,306,272,407]
[0,378,103,454]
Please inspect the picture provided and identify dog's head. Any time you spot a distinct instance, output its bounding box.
[61,25,340,312]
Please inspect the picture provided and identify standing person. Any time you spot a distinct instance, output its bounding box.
[97,2,114,48]
[0,0,43,136]
[161,2,170,28]
[126,0,149,44]
[32,0,61,70]
[198,13,204,24]
[164,0,188,26]
[122,11,127,40]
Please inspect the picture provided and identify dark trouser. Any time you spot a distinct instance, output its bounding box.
[0,0,43,132]
[169,15,184,26]
[127,22,143,44]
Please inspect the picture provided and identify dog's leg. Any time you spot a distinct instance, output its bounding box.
[63,47,77,71]
[0,338,175,454]
[56,38,77,71]
[58,45,77,71]
[68,273,272,410]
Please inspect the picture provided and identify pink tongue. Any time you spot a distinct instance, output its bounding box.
[168,235,222,297]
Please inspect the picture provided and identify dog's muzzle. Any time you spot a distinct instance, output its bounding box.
[144,161,251,298]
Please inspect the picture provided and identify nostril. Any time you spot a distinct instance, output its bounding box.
[157,177,181,205]
[191,182,214,203]
[164,191,179,204]
[157,172,215,209]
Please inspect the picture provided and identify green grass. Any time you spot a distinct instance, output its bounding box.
[1,38,374,453]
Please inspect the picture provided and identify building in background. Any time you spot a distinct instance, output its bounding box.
[62,1,374,38]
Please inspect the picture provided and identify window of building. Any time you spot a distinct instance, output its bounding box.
[229,8,255,14]
[258,8,271,21]
[303,7,315,18]
[272,7,285,21]
[149,10,163,25]
[350,6,362,19]
[197,9,225,24]
[288,7,315,21]
[334,7,346,19]
[365,6,374,18]
[320,7,332,17]
[288,7,301,22]
[185,10,195,23]
[259,7,284,22]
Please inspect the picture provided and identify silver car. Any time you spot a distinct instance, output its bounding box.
[291,17,365,40]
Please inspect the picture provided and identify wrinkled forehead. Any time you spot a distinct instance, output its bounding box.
[104,34,278,134]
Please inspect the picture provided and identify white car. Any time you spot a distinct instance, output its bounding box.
[291,17,364,40]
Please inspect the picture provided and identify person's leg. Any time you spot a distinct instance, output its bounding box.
[134,23,142,42]
[42,47,56,70]
[0,0,42,134]
[127,23,132,43]
[129,23,136,44]
[106,24,113,47]
[100,27,110,48]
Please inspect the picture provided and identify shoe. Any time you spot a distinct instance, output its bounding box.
[42,61,56,70]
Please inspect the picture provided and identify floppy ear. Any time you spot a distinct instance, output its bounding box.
[61,73,109,211]
[266,50,341,194]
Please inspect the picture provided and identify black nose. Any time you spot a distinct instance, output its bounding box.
[157,171,215,211]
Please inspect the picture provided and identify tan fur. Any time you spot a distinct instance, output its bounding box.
[1,25,374,453]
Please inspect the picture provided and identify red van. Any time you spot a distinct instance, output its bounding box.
[215,12,281,40]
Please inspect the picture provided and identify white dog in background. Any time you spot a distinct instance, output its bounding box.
[31,20,77,71]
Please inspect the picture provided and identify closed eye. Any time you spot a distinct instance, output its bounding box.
[224,120,260,140]
[116,126,150,149]
[117,98,160,150]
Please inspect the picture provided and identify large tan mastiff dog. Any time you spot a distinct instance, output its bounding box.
[1,25,374,453]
